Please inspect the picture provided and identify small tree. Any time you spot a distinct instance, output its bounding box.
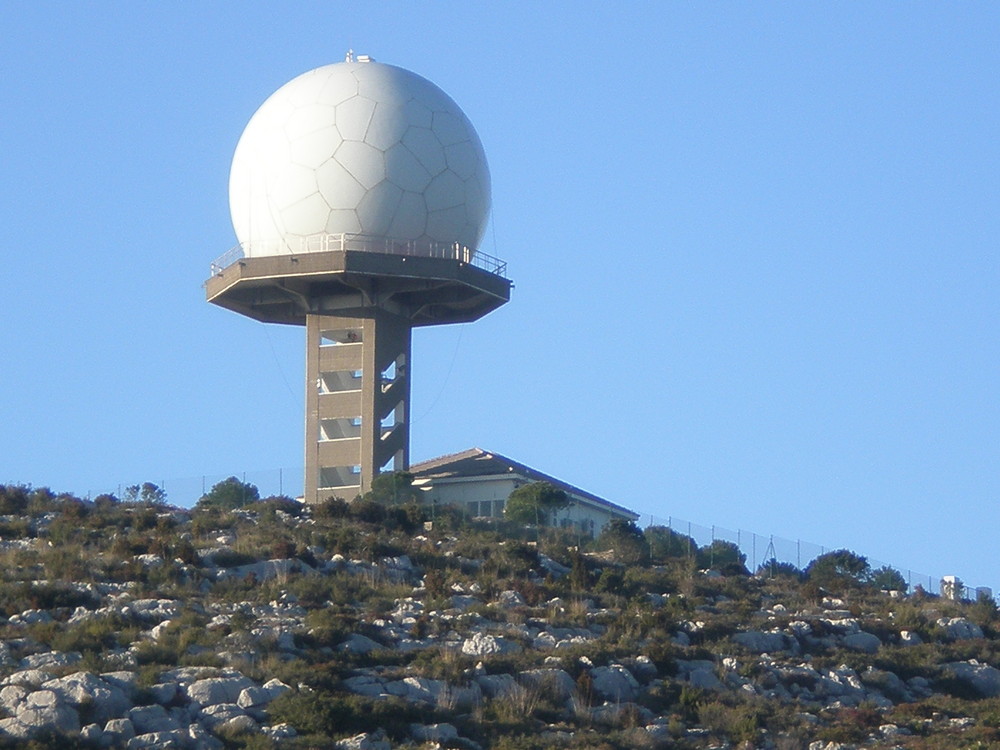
[503,482,569,526]
[805,549,871,591]
[756,558,804,581]
[197,477,260,510]
[645,525,696,561]
[364,471,415,506]
[869,565,907,592]
[696,540,747,574]
[123,482,166,506]
[596,518,649,566]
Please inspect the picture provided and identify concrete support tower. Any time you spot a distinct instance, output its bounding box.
[206,55,510,502]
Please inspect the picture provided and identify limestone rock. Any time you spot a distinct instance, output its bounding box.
[944,660,1000,697]
[938,618,984,640]
[475,673,517,698]
[104,717,136,744]
[15,689,80,735]
[461,632,521,657]
[186,675,257,707]
[127,730,187,748]
[733,630,788,653]
[335,729,391,750]
[518,669,576,702]
[497,590,526,608]
[410,722,459,742]
[590,664,639,702]
[338,633,384,654]
[262,722,298,740]
[43,671,131,724]
[843,631,882,654]
[199,702,247,729]
[20,651,82,670]
[128,704,180,734]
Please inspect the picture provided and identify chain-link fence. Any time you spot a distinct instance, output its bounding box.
[82,467,303,510]
[78,469,988,600]
[637,512,990,601]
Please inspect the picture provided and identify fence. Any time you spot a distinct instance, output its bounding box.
[83,467,304,510]
[209,233,509,279]
[79,469,988,600]
[636,512,991,601]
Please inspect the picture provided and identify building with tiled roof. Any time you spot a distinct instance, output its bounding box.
[410,448,638,536]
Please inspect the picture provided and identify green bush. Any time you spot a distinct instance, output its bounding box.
[197,477,260,511]
[268,689,425,740]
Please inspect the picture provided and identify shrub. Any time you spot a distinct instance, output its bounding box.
[646,525,696,562]
[595,519,649,566]
[503,482,568,526]
[210,549,259,568]
[197,477,260,510]
[268,690,424,740]
[805,549,870,592]
[0,485,30,515]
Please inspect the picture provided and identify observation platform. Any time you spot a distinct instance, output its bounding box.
[205,233,511,327]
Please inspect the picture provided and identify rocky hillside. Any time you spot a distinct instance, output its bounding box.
[0,484,999,749]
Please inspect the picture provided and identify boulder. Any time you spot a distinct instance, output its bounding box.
[944,660,1000,697]
[591,702,654,727]
[261,722,298,740]
[938,618,984,640]
[188,723,225,749]
[186,675,257,707]
[343,675,385,698]
[9,609,53,625]
[103,718,136,744]
[843,632,882,654]
[218,714,258,734]
[590,665,639,702]
[518,669,576,702]
[126,599,182,623]
[146,682,181,705]
[20,651,82,670]
[15,689,81,735]
[450,595,481,612]
[149,621,175,641]
[733,630,788,653]
[338,633,384,654]
[43,671,131,723]
[237,685,272,712]
[262,678,291,700]
[335,729,391,750]
[461,632,521,657]
[899,630,923,646]
[80,722,103,742]
[101,671,140,698]
[128,704,180,734]
[127,730,187,748]
[688,667,722,690]
[199,703,247,729]
[0,717,32,739]
[0,685,27,712]
[410,722,459,742]
[497,590,527,608]
[475,673,517,698]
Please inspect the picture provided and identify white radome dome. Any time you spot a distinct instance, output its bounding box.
[228,58,491,257]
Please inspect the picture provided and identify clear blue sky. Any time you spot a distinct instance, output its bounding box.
[1,4,997,590]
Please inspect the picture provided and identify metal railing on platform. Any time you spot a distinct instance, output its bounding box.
[209,233,508,279]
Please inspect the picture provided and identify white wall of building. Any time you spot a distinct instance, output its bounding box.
[417,474,628,536]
